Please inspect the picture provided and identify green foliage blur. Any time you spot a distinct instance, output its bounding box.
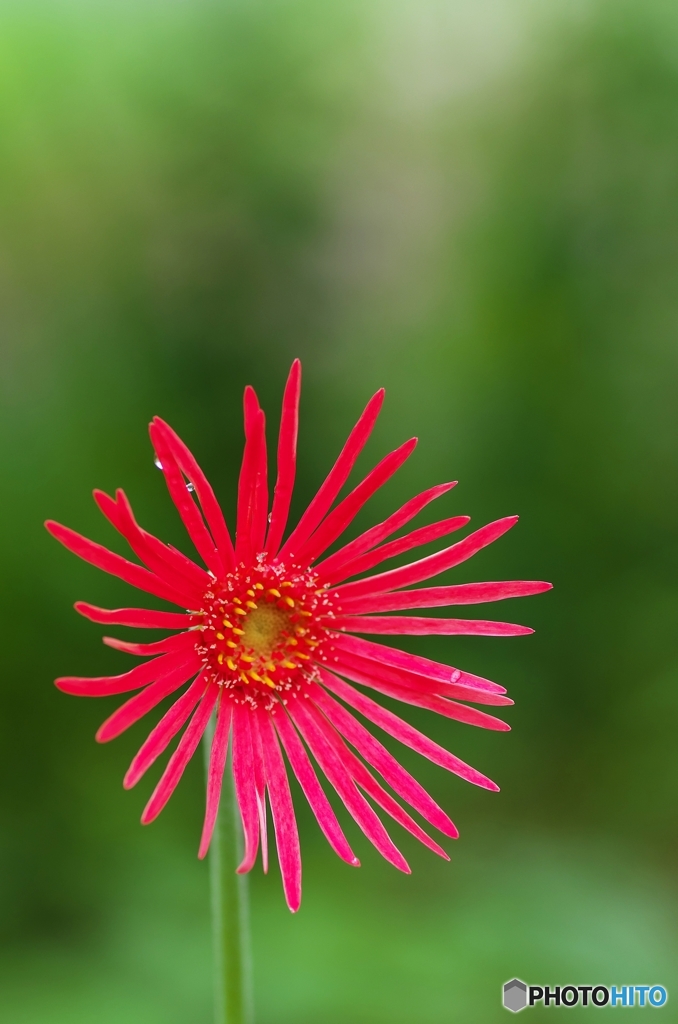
[1,0,677,1020]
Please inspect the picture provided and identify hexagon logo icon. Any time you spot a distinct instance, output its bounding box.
[503,979,528,1013]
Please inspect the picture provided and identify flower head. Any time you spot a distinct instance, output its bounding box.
[47,360,550,911]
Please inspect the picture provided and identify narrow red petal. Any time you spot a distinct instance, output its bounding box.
[257,789,269,876]
[295,437,418,566]
[324,658,510,731]
[257,710,302,912]
[235,399,267,564]
[74,602,193,629]
[324,644,513,707]
[320,516,470,585]
[265,359,301,557]
[56,650,181,697]
[330,615,534,636]
[102,631,195,656]
[328,632,507,694]
[289,698,410,873]
[312,709,448,859]
[124,674,209,788]
[319,669,499,791]
[314,481,457,580]
[95,653,202,742]
[149,422,224,578]
[274,708,358,865]
[245,387,270,557]
[141,682,219,823]
[277,389,385,562]
[313,686,458,838]
[333,516,519,600]
[232,704,260,873]
[45,520,186,606]
[93,488,208,601]
[152,418,236,571]
[115,489,212,592]
[341,580,554,613]
[250,711,269,874]
[198,696,234,859]
[353,771,449,859]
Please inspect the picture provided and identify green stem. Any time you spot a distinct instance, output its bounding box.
[204,723,254,1024]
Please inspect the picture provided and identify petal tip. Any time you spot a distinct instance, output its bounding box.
[122,762,141,788]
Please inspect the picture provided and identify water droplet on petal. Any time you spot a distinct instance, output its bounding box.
[154,457,163,470]
[450,669,461,683]
[186,481,195,492]
[268,513,272,523]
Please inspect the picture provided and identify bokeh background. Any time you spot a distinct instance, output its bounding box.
[1,0,677,1020]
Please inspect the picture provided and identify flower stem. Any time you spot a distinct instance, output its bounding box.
[204,723,254,1024]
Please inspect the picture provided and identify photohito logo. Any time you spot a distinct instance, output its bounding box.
[502,980,668,1012]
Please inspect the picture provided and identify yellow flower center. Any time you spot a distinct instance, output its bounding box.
[240,604,290,658]
[194,566,336,711]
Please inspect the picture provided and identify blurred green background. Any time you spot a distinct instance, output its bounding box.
[1,0,677,1020]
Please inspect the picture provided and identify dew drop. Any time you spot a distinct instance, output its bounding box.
[186,481,195,492]
[154,457,163,470]
[267,513,272,523]
[450,669,461,683]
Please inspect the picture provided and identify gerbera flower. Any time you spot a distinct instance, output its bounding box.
[46,360,550,911]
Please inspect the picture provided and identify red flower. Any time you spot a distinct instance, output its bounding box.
[47,361,550,911]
